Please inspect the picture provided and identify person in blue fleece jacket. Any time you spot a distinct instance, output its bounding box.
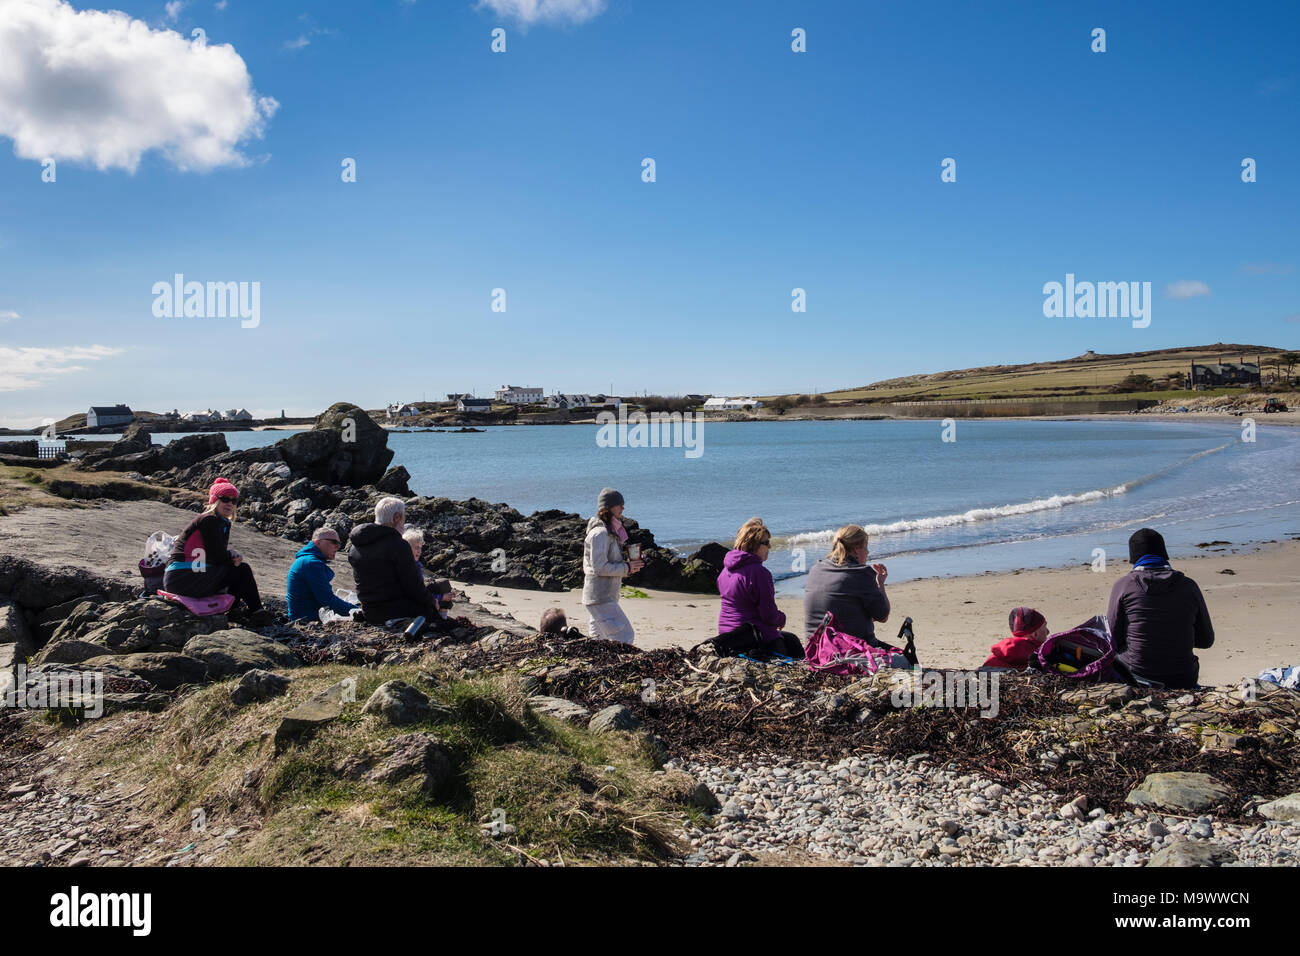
[286,527,358,622]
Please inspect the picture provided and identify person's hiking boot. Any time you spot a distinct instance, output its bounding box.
[233,607,278,629]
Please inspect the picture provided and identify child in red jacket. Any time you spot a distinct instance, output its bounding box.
[984,607,1049,669]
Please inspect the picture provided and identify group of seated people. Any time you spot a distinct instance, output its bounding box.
[163,479,455,632]
[715,519,1215,690]
[167,479,1216,690]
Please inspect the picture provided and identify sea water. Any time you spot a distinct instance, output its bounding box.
[88,419,1300,589]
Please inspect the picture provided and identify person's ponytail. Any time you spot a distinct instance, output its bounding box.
[829,524,867,566]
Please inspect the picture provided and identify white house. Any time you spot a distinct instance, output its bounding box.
[545,393,594,410]
[494,385,543,405]
[224,408,254,421]
[182,409,219,423]
[387,403,420,419]
[703,396,763,410]
[86,405,134,428]
[457,397,493,413]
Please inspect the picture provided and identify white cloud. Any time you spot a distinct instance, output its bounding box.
[165,0,185,21]
[0,345,122,391]
[215,0,228,8]
[476,0,606,27]
[1284,313,1300,324]
[1166,280,1211,299]
[283,14,334,52]
[0,0,278,173]
[0,310,18,322]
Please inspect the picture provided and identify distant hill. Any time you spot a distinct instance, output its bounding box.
[820,344,1295,404]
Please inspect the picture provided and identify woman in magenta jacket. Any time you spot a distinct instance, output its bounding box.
[716,517,803,658]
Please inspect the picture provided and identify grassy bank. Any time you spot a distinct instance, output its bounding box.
[35,663,691,866]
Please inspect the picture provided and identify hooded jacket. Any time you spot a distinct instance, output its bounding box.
[582,516,628,606]
[347,523,434,622]
[802,557,890,643]
[717,549,786,642]
[1108,566,1214,689]
[167,512,234,571]
[287,543,357,622]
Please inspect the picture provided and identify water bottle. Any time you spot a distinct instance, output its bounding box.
[404,616,426,638]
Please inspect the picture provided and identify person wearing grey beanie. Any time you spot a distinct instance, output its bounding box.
[582,488,642,644]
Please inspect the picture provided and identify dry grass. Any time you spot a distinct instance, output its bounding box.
[23,662,689,867]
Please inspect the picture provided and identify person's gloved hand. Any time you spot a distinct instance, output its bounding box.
[349,607,366,622]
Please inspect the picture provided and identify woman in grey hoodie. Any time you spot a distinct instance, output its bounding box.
[802,524,890,644]
[582,488,644,644]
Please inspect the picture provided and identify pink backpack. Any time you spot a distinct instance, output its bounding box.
[805,611,912,676]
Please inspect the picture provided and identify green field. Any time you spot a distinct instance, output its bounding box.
[764,344,1294,406]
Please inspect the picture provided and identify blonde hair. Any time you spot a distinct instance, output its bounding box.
[734,517,771,554]
[829,524,867,566]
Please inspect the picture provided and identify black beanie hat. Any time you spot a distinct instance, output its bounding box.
[1128,528,1168,563]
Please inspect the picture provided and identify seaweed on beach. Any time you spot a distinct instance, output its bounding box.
[444,630,1300,821]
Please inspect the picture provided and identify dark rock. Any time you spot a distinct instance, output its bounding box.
[29,639,109,666]
[657,771,721,813]
[48,598,227,654]
[0,440,38,457]
[0,556,138,611]
[230,669,293,706]
[336,732,453,795]
[33,597,103,643]
[274,680,350,752]
[183,628,302,678]
[161,433,228,470]
[589,704,641,734]
[1148,839,1238,867]
[1256,792,1300,821]
[375,466,411,495]
[102,692,172,714]
[81,652,209,690]
[1126,772,1232,813]
[688,542,729,569]
[527,695,590,722]
[361,680,437,725]
[0,600,35,660]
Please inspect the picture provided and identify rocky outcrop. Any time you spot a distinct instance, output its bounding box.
[72,403,725,592]
[44,598,229,656]
[0,556,138,611]
[90,433,229,474]
[0,601,35,662]
[80,652,209,690]
[230,669,293,706]
[182,629,302,678]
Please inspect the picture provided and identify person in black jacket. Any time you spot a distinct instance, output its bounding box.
[348,496,438,624]
[163,476,271,624]
[1108,528,1214,689]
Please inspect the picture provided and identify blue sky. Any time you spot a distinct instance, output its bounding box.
[1,0,1297,426]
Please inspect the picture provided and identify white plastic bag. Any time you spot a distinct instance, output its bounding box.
[319,588,359,624]
[142,530,176,569]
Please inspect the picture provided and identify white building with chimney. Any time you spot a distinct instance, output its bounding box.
[494,385,543,405]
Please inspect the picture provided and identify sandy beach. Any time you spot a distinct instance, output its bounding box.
[462,538,1300,688]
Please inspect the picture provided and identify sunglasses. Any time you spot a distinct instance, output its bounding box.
[216,495,238,503]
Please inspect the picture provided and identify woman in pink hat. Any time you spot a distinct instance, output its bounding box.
[163,477,271,624]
